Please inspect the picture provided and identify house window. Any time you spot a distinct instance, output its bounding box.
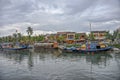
[81,35,84,38]
[68,35,74,39]
[100,34,103,37]
[94,34,97,37]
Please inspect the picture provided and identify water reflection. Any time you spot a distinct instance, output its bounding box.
[33,49,113,69]
[28,52,34,70]
[0,50,28,63]
[0,49,113,69]
[0,49,120,80]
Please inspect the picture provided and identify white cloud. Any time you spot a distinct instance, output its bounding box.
[0,0,120,36]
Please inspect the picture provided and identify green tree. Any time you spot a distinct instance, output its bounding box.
[2,37,5,42]
[0,37,2,42]
[113,30,120,39]
[49,35,55,41]
[105,31,113,40]
[4,36,8,42]
[13,33,17,42]
[38,35,44,41]
[26,27,33,42]
[26,27,33,37]
[8,36,12,42]
[17,33,22,42]
[57,36,65,43]
[75,34,80,40]
[90,32,95,40]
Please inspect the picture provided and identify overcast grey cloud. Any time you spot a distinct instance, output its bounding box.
[0,0,120,36]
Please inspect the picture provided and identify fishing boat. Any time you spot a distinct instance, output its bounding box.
[62,42,112,53]
[0,43,30,51]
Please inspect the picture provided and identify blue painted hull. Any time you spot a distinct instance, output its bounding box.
[78,47,112,52]
[0,43,33,51]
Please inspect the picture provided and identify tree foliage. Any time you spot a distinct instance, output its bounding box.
[75,34,81,40]
[26,27,33,36]
[105,31,113,40]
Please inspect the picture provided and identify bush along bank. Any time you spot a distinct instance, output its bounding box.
[110,44,120,49]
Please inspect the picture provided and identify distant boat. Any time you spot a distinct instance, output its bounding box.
[0,43,32,51]
[3,46,27,50]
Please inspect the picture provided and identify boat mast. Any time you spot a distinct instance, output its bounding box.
[16,30,18,44]
[90,23,92,34]
[90,22,92,41]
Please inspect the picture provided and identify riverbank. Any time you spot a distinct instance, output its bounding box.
[112,44,120,49]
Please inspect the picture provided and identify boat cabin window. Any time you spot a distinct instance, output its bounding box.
[96,45,100,49]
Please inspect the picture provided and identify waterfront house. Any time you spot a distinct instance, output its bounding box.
[56,32,67,39]
[91,31,107,40]
[66,32,75,44]
[44,34,56,42]
[75,33,87,42]
[56,32,75,44]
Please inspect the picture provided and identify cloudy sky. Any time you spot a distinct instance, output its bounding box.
[0,0,120,36]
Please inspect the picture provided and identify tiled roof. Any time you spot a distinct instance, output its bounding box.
[91,31,107,33]
[57,32,75,34]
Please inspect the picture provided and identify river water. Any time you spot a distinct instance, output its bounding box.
[0,49,120,80]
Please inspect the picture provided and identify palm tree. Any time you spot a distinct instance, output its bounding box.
[26,27,33,36]
[17,33,22,42]
[26,27,33,43]
[8,36,12,42]
[12,33,17,43]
